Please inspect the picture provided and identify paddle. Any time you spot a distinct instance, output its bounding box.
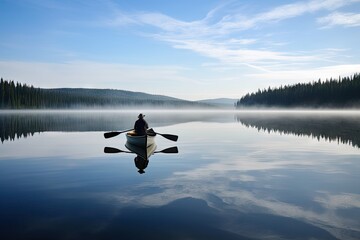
[155,146,178,154]
[104,128,178,142]
[152,130,178,142]
[104,147,130,154]
[104,129,133,139]
[104,146,178,154]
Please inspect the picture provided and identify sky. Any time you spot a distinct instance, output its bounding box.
[0,0,360,100]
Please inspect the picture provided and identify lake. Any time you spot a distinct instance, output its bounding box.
[0,110,359,240]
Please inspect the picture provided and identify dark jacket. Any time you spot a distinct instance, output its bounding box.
[134,118,148,135]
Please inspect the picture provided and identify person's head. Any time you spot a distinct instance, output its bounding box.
[138,113,145,119]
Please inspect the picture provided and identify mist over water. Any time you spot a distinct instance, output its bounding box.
[2,109,360,147]
[0,109,359,239]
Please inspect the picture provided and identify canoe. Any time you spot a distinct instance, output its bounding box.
[126,130,156,147]
[125,142,157,160]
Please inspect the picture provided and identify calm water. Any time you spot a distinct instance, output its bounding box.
[0,110,359,240]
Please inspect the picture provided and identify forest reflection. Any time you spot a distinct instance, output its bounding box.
[1,111,360,149]
[0,112,132,142]
[0,111,232,143]
[236,113,360,148]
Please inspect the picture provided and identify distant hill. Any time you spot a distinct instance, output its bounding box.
[197,98,237,108]
[0,78,212,109]
[50,88,182,102]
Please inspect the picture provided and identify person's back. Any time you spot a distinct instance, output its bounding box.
[134,113,148,136]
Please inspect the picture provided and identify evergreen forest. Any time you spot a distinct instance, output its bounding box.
[236,74,360,108]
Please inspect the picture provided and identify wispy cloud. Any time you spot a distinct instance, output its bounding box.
[209,0,360,34]
[248,0,359,23]
[318,12,360,28]
[112,0,359,35]
[315,192,360,209]
[107,0,359,71]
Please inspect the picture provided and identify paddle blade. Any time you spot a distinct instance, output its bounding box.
[158,146,178,154]
[104,147,123,153]
[158,133,178,142]
[104,129,133,139]
[104,132,121,139]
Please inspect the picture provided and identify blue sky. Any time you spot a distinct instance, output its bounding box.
[0,0,360,100]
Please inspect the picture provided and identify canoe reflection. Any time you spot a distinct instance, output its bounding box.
[104,143,178,174]
[126,142,156,174]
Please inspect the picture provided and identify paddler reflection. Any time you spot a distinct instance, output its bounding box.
[134,156,148,174]
[126,142,156,174]
[104,143,178,174]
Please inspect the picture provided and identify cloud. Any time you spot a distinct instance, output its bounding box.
[170,39,319,64]
[106,11,140,26]
[251,0,359,23]
[115,0,359,35]
[315,192,360,209]
[318,12,360,28]
[106,0,360,71]
[210,0,356,35]
[107,149,360,239]
[247,64,360,86]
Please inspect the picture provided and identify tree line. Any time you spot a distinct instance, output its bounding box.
[236,73,360,108]
[0,78,209,109]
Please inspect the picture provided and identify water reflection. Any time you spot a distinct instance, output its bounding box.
[0,110,233,143]
[0,111,359,239]
[236,112,360,148]
[2,111,360,150]
[104,144,179,174]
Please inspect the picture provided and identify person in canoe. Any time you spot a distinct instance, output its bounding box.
[134,113,149,136]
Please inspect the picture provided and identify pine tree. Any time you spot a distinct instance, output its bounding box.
[0,78,4,108]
